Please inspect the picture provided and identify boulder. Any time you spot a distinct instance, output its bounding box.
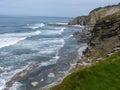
[48,73,55,78]
[31,82,38,87]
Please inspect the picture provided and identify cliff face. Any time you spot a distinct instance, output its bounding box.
[92,11,120,41]
[71,3,120,62]
[83,5,120,63]
[88,4,120,25]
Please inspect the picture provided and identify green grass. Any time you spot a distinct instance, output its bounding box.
[52,51,120,90]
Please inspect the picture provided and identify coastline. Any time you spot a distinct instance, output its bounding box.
[2,24,86,90]
[39,40,88,90]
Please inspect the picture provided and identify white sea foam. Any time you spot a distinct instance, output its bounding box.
[18,38,64,52]
[0,31,41,49]
[0,64,30,90]
[41,27,65,35]
[55,27,66,30]
[9,82,23,90]
[0,37,26,49]
[38,38,64,54]
[38,38,64,45]
[70,25,85,28]
[78,43,88,59]
[65,34,73,39]
[25,23,45,29]
[0,79,5,90]
[1,30,41,37]
[41,30,63,35]
[40,55,60,67]
[39,45,63,54]
[55,23,68,25]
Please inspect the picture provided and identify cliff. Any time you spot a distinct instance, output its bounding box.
[72,3,120,43]
[88,3,120,25]
[79,3,120,63]
[52,3,120,90]
[69,3,120,25]
[84,10,120,63]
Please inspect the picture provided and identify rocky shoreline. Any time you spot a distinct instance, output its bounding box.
[39,44,88,90]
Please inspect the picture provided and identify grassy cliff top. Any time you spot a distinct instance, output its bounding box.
[52,51,120,90]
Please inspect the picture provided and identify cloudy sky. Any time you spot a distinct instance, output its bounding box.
[0,0,119,17]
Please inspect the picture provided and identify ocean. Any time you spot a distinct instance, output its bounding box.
[0,16,87,90]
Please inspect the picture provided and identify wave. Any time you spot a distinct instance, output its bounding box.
[55,23,68,25]
[38,38,64,44]
[78,43,88,59]
[41,27,65,35]
[1,30,41,37]
[41,30,63,35]
[25,23,45,29]
[64,34,73,40]
[68,34,73,38]
[0,78,5,90]
[40,55,60,67]
[0,37,26,49]
[0,64,30,90]
[38,38,64,54]
[0,31,41,49]
[9,82,24,90]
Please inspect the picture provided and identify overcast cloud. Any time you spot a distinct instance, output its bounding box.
[0,0,119,17]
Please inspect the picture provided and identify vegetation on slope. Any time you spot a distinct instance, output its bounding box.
[52,51,120,90]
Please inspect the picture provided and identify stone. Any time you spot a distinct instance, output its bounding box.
[48,73,55,78]
[96,58,103,61]
[31,82,38,87]
[19,72,27,77]
[41,78,44,82]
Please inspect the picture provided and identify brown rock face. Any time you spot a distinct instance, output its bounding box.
[88,4,120,25]
[70,3,120,62]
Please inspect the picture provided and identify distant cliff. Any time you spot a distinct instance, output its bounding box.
[68,3,120,26]
[68,16,88,25]
[74,3,120,43]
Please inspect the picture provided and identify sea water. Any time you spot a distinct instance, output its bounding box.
[0,16,86,90]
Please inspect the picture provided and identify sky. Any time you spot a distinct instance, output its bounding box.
[0,0,119,17]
